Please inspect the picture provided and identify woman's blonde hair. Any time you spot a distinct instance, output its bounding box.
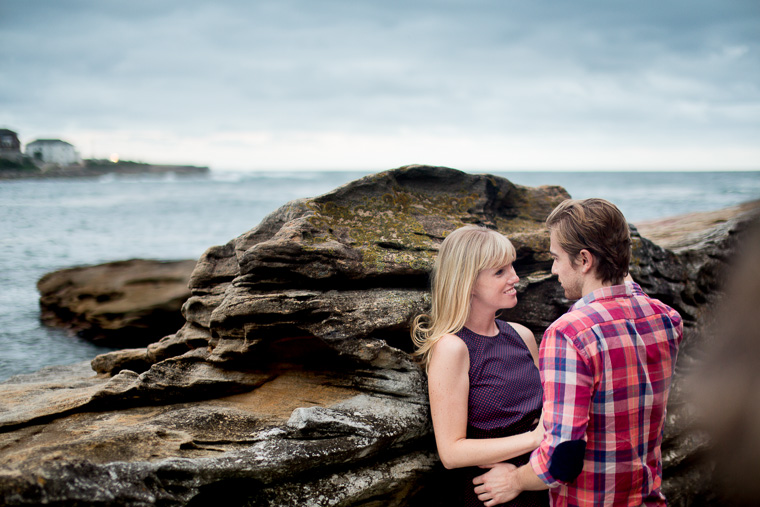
[411,225,516,370]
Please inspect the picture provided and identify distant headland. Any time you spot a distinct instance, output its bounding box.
[0,158,209,180]
[0,128,209,180]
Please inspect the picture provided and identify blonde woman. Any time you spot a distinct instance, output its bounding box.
[412,225,548,507]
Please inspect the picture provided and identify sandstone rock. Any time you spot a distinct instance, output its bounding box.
[634,199,760,251]
[37,259,197,347]
[1,166,756,506]
[0,357,432,506]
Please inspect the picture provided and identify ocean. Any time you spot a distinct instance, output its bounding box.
[1,169,759,381]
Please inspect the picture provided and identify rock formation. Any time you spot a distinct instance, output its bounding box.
[1,166,758,506]
[634,199,760,252]
[37,259,197,348]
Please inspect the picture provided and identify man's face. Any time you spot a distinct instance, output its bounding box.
[550,229,583,300]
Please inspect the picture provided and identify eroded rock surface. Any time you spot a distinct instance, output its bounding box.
[38,259,197,347]
[634,200,760,251]
[2,166,757,506]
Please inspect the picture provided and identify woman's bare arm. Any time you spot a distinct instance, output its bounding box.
[428,334,543,469]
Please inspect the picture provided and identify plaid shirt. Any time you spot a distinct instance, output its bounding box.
[529,282,683,507]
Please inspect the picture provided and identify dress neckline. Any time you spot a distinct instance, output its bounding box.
[463,320,502,338]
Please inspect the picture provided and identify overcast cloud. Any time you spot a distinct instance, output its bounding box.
[1,0,758,170]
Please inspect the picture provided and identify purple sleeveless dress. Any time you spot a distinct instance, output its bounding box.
[455,319,548,507]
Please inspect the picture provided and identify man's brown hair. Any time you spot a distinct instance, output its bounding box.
[545,198,631,285]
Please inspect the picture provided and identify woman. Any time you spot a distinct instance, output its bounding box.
[412,225,548,506]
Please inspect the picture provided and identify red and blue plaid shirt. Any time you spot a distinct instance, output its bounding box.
[529,282,683,507]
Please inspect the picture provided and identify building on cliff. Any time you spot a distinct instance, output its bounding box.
[0,129,22,162]
[25,139,82,166]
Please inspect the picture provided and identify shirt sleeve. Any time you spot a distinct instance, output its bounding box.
[529,325,594,487]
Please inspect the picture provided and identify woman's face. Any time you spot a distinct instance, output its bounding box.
[471,262,520,311]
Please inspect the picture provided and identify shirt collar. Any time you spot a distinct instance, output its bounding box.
[571,281,641,311]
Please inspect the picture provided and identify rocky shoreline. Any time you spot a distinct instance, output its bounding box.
[2,166,758,506]
[37,259,198,348]
[634,199,760,251]
[34,200,760,351]
[0,162,209,180]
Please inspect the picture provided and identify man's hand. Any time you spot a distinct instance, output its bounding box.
[473,463,521,506]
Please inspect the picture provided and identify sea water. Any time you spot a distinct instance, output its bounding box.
[1,169,758,380]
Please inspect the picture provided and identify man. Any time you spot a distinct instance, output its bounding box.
[474,198,683,506]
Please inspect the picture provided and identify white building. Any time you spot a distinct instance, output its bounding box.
[25,139,82,166]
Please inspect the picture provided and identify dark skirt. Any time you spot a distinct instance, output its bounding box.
[459,408,549,507]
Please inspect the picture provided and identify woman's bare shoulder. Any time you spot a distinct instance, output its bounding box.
[506,322,537,346]
[506,322,539,361]
[432,333,467,356]
[507,322,533,338]
[429,333,470,375]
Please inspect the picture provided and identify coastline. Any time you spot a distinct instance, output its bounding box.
[1,166,754,506]
[634,199,760,250]
[0,162,209,180]
[1,168,757,382]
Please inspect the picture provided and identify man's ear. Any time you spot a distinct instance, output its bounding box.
[578,249,595,274]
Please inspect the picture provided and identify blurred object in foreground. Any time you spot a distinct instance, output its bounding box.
[689,215,760,506]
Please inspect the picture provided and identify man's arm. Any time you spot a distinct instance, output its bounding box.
[529,325,593,486]
[473,462,548,507]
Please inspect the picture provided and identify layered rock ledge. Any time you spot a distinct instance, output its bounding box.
[2,166,758,506]
[37,259,197,348]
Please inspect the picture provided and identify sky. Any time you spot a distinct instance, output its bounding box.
[1,0,758,171]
